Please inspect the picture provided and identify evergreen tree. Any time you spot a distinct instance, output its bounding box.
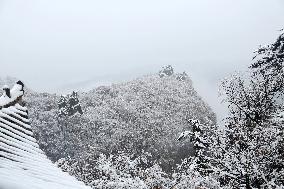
[159,65,174,78]
[58,95,68,117]
[68,91,83,116]
[175,119,218,188]
[187,119,209,175]
[58,91,83,117]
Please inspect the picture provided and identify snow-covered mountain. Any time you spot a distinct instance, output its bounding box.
[0,81,90,189]
[0,67,216,173]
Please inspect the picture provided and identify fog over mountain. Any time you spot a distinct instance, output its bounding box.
[1,1,284,188]
[0,0,283,119]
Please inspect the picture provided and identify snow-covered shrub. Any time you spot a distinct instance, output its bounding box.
[91,153,147,189]
[173,160,220,189]
[57,152,171,189]
[141,164,172,189]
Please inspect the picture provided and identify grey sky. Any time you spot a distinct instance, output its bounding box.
[0,0,283,120]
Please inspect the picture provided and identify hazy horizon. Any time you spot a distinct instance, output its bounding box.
[1,0,283,120]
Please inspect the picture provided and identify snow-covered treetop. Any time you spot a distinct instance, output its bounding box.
[0,80,24,108]
[159,65,174,78]
[251,30,284,74]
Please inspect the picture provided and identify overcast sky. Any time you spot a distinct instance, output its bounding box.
[0,0,283,119]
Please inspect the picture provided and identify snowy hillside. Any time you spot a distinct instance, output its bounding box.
[15,67,216,173]
[0,81,90,189]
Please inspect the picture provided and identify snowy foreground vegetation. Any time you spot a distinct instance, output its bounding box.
[0,31,283,188]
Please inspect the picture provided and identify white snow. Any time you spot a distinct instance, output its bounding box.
[177,130,192,141]
[0,82,91,189]
[0,82,24,107]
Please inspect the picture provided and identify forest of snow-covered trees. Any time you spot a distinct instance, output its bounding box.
[0,31,283,188]
[22,66,215,169]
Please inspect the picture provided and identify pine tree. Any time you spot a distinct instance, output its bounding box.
[58,91,83,117]
[175,119,220,188]
[68,91,83,116]
[187,119,209,175]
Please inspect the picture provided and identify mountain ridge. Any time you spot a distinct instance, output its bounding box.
[0,67,216,172]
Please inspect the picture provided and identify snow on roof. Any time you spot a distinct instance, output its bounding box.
[0,84,91,189]
[0,81,24,107]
